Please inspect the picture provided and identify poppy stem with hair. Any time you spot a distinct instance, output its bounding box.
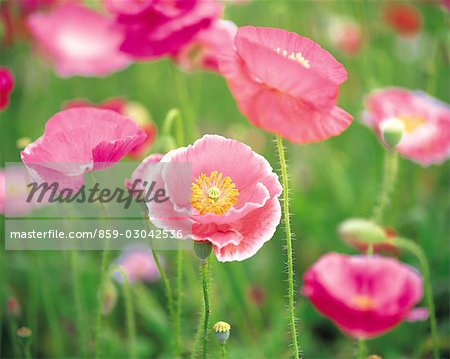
[357,339,367,359]
[114,267,137,359]
[394,237,440,359]
[372,149,399,224]
[91,171,112,359]
[200,258,211,359]
[275,134,300,359]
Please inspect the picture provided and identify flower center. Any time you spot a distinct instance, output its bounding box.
[399,115,426,133]
[192,171,239,215]
[352,295,377,310]
[275,48,311,68]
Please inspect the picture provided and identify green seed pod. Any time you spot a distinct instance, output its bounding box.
[16,327,32,347]
[381,118,405,148]
[213,321,231,344]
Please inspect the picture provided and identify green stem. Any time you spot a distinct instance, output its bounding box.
[372,150,399,224]
[220,344,226,359]
[275,134,300,359]
[175,248,184,357]
[162,108,185,147]
[90,172,112,359]
[357,339,367,359]
[114,267,137,359]
[393,237,440,359]
[70,251,88,358]
[23,346,32,359]
[201,259,211,359]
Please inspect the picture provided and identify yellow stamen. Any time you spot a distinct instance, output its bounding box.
[399,115,426,133]
[275,47,311,68]
[192,171,239,215]
[352,295,377,310]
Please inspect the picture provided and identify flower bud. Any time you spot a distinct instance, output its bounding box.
[194,241,212,260]
[213,321,231,344]
[338,219,399,255]
[101,281,118,315]
[16,327,32,347]
[380,117,405,148]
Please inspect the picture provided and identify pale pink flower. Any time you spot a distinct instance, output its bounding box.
[115,0,222,60]
[327,18,363,57]
[303,253,423,339]
[0,166,47,216]
[27,4,131,77]
[125,153,165,192]
[114,247,161,283]
[175,19,237,73]
[21,108,147,190]
[219,26,353,143]
[364,88,450,166]
[140,135,282,262]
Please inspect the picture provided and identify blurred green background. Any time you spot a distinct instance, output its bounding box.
[1,1,449,358]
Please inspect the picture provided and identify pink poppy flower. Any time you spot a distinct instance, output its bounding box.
[364,88,450,166]
[0,67,14,110]
[143,134,282,262]
[125,153,165,192]
[303,253,423,339]
[114,247,162,283]
[105,0,152,16]
[327,18,363,57]
[27,4,131,77]
[21,108,147,190]
[219,26,353,143]
[174,19,237,73]
[115,0,222,60]
[64,98,157,159]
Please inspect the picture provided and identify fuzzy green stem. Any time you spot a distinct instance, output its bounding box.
[175,247,184,357]
[70,251,87,357]
[372,150,399,224]
[220,344,226,359]
[393,237,440,358]
[201,259,211,359]
[357,339,367,359]
[114,267,137,359]
[275,134,300,359]
[22,345,32,359]
[91,172,112,359]
[162,108,185,147]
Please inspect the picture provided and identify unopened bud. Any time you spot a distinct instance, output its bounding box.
[380,118,404,148]
[194,241,212,260]
[213,321,231,344]
[16,327,32,347]
[101,281,118,315]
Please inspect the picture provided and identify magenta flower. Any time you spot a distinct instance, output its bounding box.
[0,67,14,110]
[139,135,282,262]
[219,26,353,143]
[303,253,424,339]
[27,4,131,77]
[21,108,147,190]
[364,88,450,166]
[174,19,237,73]
[114,247,162,284]
[114,0,222,60]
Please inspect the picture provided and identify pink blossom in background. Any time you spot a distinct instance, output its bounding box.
[382,3,423,37]
[21,108,147,190]
[0,166,48,216]
[219,26,353,143]
[144,134,282,262]
[27,4,131,77]
[303,253,424,339]
[114,247,162,283]
[327,18,363,57]
[175,20,237,73]
[364,88,450,166]
[115,0,223,60]
[63,98,157,159]
[0,67,14,110]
